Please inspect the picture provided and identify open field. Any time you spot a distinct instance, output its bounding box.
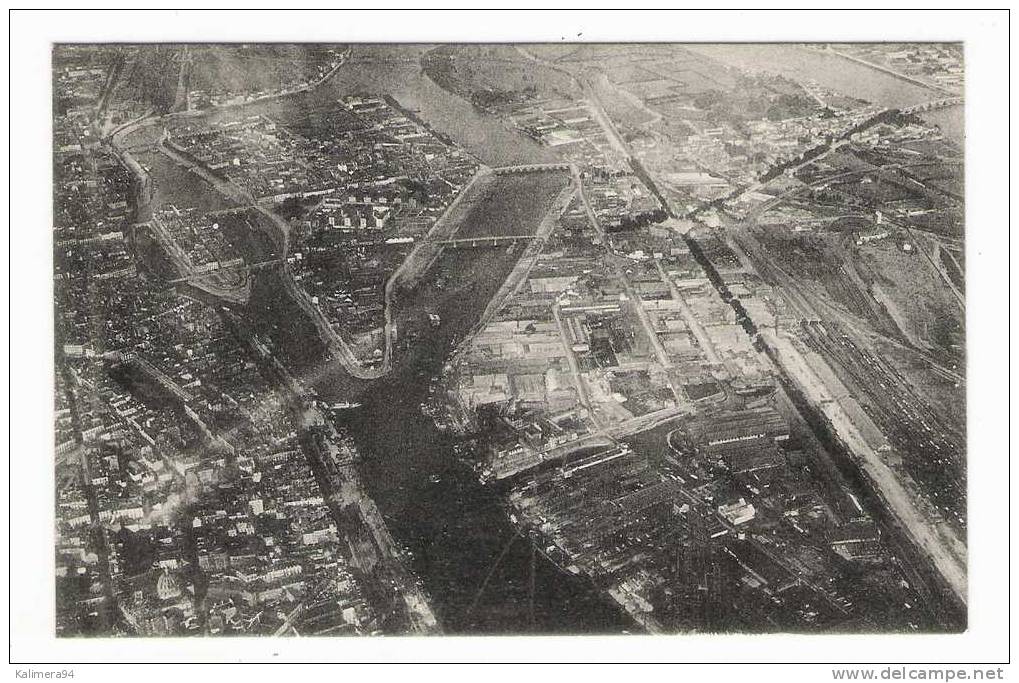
[859,239,965,360]
[422,44,579,109]
[187,44,344,96]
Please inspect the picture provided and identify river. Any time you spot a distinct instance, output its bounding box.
[316,246,632,633]
[134,42,968,634]
[284,166,632,631]
[686,44,963,146]
[206,45,556,168]
[298,165,631,632]
[138,50,631,632]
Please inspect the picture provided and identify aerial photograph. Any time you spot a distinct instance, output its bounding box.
[52,42,966,637]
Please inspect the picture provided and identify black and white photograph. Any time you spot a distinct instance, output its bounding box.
[7,8,1013,675]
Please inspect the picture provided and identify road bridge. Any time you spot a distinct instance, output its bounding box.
[432,234,535,249]
[203,206,255,218]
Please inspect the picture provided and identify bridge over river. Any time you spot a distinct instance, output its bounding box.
[492,163,570,175]
[900,97,964,115]
[431,234,535,249]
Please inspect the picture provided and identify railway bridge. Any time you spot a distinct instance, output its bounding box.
[492,163,571,175]
[901,97,963,115]
[164,257,286,285]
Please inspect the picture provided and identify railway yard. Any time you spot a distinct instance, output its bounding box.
[53,41,969,637]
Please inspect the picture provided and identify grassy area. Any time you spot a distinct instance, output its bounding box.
[422,45,579,110]
[861,240,964,360]
[188,45,343,96]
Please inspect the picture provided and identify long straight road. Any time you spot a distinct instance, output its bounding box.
[764,330,967,605]
[574,166,684,406]
[556,51,968,609]
[653,259,723,366]
[552,302,599,428]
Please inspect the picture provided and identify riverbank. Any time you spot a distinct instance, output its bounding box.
[109,110,445,634]
[109,47,636,634]
[824,47,958,97]
[330,243,634,634]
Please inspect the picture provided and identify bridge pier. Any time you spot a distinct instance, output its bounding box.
[432,234,536,249]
